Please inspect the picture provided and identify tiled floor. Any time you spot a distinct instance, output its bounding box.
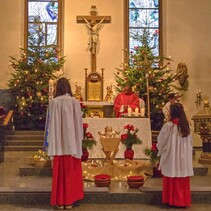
[1,203,211,211]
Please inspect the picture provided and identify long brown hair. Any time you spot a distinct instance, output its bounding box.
[54,77,73,97]
[170,103,190,137]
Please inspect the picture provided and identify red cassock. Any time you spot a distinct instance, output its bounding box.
[114,92,139,117]
[51,155,84,206]
[162,176,191,207]
[47,95,84,206]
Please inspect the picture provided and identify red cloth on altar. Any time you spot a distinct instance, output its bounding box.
[114,92,139,117]
[51,155,84,206]
[162,176,191,207]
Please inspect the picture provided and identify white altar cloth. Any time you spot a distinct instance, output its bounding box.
[82,118,152,159]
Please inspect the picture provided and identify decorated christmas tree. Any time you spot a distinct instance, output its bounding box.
[114,29,177,130]
[8,20,65,130]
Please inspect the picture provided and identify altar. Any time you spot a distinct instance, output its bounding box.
[82,118,152,159]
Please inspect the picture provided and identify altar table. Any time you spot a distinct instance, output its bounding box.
[82,118,152,159]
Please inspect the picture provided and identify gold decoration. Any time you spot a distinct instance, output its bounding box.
[36,91,42,97]
[98,126,120,164]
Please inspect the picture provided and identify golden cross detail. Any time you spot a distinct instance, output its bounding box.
[77,5,111,72]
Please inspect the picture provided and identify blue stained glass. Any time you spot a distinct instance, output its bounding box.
[129,28,159,56]
[129,9,159,27]
[47,24,57,45]
[129,0,158,8]
[28,1,59,47]
[28,23,45,46]
[129,0,160,56]
[28,2,58,22]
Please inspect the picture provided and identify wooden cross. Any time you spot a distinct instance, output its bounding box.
[77,5,111,72]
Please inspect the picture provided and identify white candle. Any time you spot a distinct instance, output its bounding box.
[128,107,132,116]
[135,108,139,116]
[141,108,145,117]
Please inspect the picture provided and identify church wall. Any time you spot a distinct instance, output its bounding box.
[0,0,211,147]
[0,0,25,88]
[63,0,124,99]
[163,0,211,146]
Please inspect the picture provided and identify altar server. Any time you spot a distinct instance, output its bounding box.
[47,77,84,209]
[157,103,193,208]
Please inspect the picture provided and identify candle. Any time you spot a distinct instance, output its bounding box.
[135,108,139,116]
[141,108,145,117]
[128,107,132,116]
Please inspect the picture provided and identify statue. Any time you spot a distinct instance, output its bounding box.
[176,62,189,87]
[82,17,106,54]
[98,126,120,139]
[104,85,114,102]
[74,85,83,101]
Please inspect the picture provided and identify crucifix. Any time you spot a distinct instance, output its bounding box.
[76,6,111,102]
[76,5,111,72]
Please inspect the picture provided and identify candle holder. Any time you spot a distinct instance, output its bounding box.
[195,90,202,107]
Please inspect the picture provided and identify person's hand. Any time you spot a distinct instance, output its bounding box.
[123,105,128,110]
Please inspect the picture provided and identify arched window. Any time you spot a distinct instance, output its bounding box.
[25,0,63,48]
[125,0,162,57]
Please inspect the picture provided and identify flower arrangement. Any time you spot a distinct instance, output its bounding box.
[33,149,50,161]
[120,124,142,149]
[144,143,159,164]
[80,102,89,118]
[82,123,97,150]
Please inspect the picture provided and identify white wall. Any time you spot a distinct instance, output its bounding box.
[63,0,124,97]
[163,0,211,146]
[0,0,25,88]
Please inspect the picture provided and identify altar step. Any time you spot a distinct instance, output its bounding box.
[0,179,211,205]
[4,130,44,151]
[18,164,208,177]
[4,130,159,152]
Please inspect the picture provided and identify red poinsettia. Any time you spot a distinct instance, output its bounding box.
[144,143,159,164]
[82,123,96,150]
[80,103,89,117]
[120,124,142,149]
[83,123,88,129]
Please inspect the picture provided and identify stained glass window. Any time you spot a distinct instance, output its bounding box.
[128,0,160,56]
[27,0,60,47]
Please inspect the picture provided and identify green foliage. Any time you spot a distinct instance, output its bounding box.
[114,29,178,130]
[120,124,142,149]
[8,20,65,130]
[82,139,97,150]
[143,144,159,164]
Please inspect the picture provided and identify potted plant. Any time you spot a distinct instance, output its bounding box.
[144,143,162,177]
[80,102,89,118]
[120,124,142,160]
[81,123,97,161]
[32,149,51,167]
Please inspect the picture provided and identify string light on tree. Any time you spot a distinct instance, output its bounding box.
[114,28,178,130]
[8,18,66,129]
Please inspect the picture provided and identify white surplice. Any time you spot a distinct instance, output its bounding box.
[47,94,83,159]
[157,121,194,177]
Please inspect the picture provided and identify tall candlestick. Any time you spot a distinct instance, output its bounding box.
[141,108,145,117]
[128,107,132,117]
[135,108,139,116]
[49,79,54,100]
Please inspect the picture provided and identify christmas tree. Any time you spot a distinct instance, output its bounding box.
[8,20,65,130]
[114,29,177,130]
